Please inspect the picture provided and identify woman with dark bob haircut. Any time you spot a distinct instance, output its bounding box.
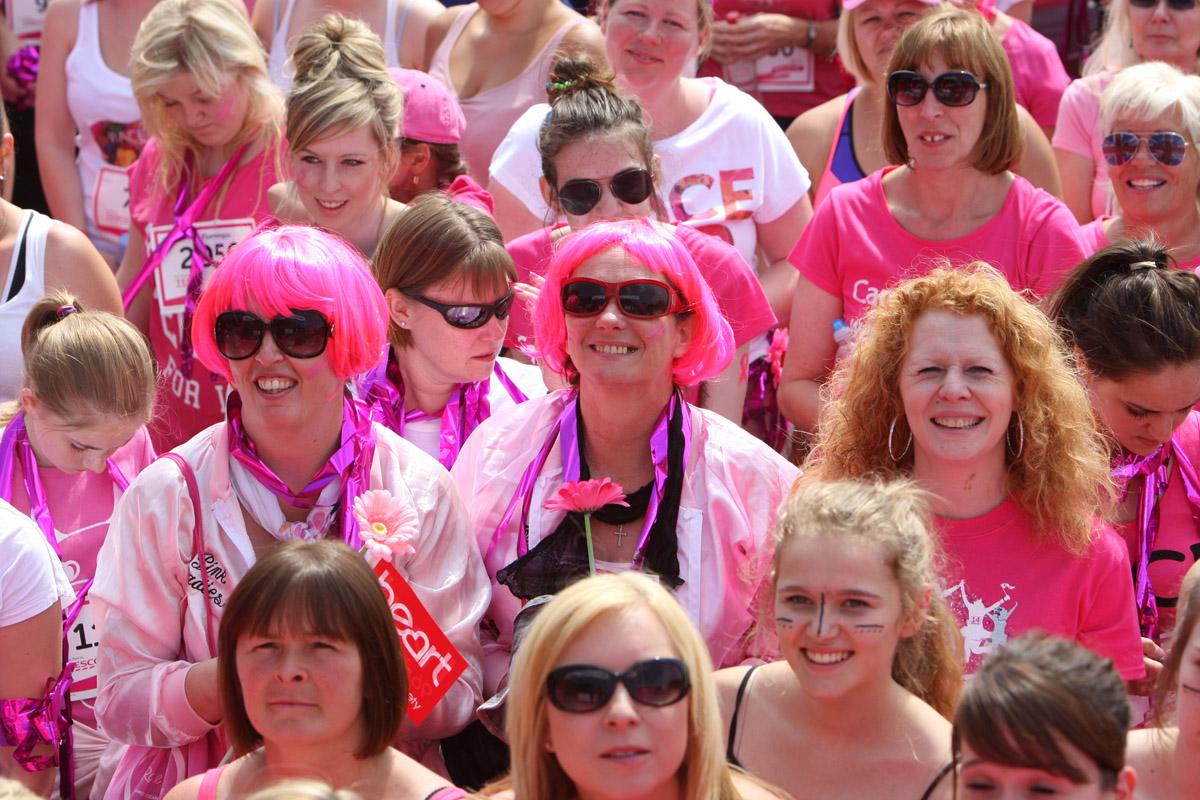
[166,540,466,799]
[950,634,1136,798]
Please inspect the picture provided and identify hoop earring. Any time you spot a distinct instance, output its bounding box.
[1007,414,1024,459]
[888,418,912,462]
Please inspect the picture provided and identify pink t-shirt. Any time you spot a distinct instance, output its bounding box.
[1052,73,1113,221]
[1078,217,1200,271]
[790,167,1086,323]
[1116,412,1200,647]
[1002,18,1070,131]
[699,0,850,119]
[937,497,1144,679]
[4,426,155,727]
[128,138,282,452]
[504,223,777,351]
[446,174,494,217]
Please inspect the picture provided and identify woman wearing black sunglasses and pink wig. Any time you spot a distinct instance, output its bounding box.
[480,571,784,800]
[779,9,1085,436]
[1055,0,1200,224]
[453,218,798,705]
[1076,63,1200,267]
[360,194,546,469]
[92,225,489,797]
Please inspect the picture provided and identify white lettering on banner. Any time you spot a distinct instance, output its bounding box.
[162,355,201,411]
[379,577,455,688]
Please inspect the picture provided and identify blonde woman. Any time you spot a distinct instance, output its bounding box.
[483,572,784,800]
[268,14,407,258]
[717,479,961,800]
[117,0,285,451]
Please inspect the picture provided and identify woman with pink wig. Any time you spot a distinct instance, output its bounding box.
[453,218,798,706]
[92,226,488,799]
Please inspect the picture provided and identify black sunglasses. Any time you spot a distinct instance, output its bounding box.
[887,70,989,108]
[405,291,514,330]
[546,658,690,713]
[1102,131,1190,167]
[1129,0,1196,9]
[561,278,688,319]
[557,167,654,216]
[214,309,332,360]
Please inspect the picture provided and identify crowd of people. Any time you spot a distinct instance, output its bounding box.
[0,0,1199,797]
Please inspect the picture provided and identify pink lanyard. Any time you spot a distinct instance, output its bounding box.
[1113,436,1200,640]
[120,143,249,376]
[0,412,131,556]
[362,351,528,469]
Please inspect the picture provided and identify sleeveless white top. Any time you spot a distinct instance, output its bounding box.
[267,0,409,92]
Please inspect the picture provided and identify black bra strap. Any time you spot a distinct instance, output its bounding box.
[726,664,760,767]
[919,761,955,800]
[5,212,31,302]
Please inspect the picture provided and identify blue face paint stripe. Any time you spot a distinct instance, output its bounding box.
[817,593,826,635]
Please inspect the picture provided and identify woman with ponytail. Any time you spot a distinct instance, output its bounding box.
[717,478,960,800]
[0,291,157,797]
[1047,241,1200,694]
[268,14,407,259]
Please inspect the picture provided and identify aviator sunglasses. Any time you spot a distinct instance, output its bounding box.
[887,70,989,108]
[561,278,688,319]
[404,291,514,330]
[1102,131,1190,167]
[557,167,654,216]
[214,309,332,360]
[1129,0,1196,9]
[546,658,691,713]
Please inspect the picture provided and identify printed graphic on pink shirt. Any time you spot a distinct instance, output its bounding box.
[943,578,1019,671]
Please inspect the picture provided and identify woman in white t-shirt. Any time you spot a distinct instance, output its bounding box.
[0,499,74,795]
[489,0,813,321]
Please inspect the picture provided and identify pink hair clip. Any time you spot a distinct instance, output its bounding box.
[55,304,77,320]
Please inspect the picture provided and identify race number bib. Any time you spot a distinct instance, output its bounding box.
[92,166,131,236]
[149,218,254,318]
[66,601,100,701]
[756,45,815,93]
[4,0,47,42]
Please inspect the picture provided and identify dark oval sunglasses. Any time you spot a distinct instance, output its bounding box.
[887,70,989,108]
[561,278,688,319]
[557,167,654,216]
[1129,0,1196,9]
[546,658,690,713]
[404,291,514,330]
[214,309,333,361]
[1102,131,1190,167]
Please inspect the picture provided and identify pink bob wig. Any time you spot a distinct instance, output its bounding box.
[193,225,388,383]
[534,219,734,387]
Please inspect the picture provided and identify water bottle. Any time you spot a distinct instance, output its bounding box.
[723,12,759,98]
[832,318,854,362]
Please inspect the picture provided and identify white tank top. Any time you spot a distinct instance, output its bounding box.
[64,1,142,258]
[0,211,53,400]
[267,0,409,93]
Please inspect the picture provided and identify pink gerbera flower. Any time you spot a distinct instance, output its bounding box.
[544,478,628,514]
[354,489,419,566]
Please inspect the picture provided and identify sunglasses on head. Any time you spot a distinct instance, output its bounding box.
[404,291,514,330]
[887,70,989,108]
[1129,0,1196,9]
[1102,131,1190,167]
[546,658,690,713]
[561,278,688,319]
[557,167,654,216]
[214,309,332,361]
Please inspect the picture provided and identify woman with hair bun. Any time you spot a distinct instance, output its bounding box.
[952,634,1136,798]
[1047,242,1200,688]
[117,0,286,451]
[253,0,444,93]
[269,14,407,259]
[718,479,961,800]
[0,291,156,797]
[502,55,776,426]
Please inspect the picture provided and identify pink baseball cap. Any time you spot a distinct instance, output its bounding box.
[389,68,466,145]
[842,0,940,10]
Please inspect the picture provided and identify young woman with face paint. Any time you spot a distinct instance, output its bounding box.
[952,634,1137,800]
[0,292,156,797]
[1047,242,1200,695]
[117,0,285,452]
[268,15,408,260]
[716,479,961,800]
[805,264,1145,682]
[1126,561,1200,800]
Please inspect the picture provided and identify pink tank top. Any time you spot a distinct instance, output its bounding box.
[196,765,467,800]
[428,4,581,188]
[813,87,862,208]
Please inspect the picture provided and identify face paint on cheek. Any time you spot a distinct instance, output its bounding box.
[854,624,885,633]
[775,616,796,629]
[817,593,827,636]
